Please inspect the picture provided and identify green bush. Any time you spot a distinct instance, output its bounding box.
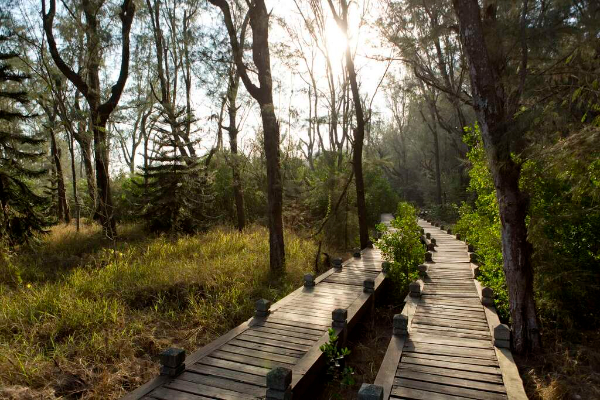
[376,202,424,296]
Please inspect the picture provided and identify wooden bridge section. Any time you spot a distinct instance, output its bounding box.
[123,214,394,400]
[373,220,527,400]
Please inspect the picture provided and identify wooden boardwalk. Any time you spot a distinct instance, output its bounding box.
[373,220,527,400]
[123,214,394,400]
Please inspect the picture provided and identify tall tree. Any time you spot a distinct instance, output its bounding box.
[209,0,285,273]
[42,0,136,238]
[0,24,50,244]
[327,0,369,248]
[451,0,541,353]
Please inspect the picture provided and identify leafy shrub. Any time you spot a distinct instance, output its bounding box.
[376,202,424,295]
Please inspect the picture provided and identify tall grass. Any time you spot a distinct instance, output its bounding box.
[0,224,316,399]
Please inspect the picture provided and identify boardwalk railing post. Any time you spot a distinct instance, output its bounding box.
[481,287,494,306]
[430,238,436,246]
[332,308,348,346]
[333,257,343,270]
[409,280,423,297]
[393,314,408,336]
[494,324,511,348]
[353,248,362,258]
[456,233,461,240]
[425,232,431,239]
[304,273,315,288]
[469,252,478,264]
[255,299,271,318]
[363,278,375,294]
[447,228,452,235]
[358,383,384,400]
[417,264,428,278]
[159,348,185,377]
[266,367,292,400]
[425,251,433,262]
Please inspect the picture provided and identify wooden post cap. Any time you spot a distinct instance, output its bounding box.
[332,308,348,322]
[358,383,384,400]
[255,299,271,317]
[159,348,185,368]
[304,273,315,287]
[266,367,292,390]
[353,248,361,258]
[481,287,494,298]
[363,278,375,293]
[332,257,343,269]
[426,232,431,239]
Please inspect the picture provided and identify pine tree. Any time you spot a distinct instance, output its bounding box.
[138,109,214,233]
[0,20,51,244]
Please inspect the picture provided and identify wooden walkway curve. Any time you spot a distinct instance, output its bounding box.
[373,219,527,400]
[122,214,394,400]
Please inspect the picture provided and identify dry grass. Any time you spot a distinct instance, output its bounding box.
[0,223,316,399]
[516,330,600,400]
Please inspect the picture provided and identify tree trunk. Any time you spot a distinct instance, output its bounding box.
[49,123,70,222]
[209,0,285,273]
[67,130,80,231]
[452,0,540,354]
[93,116,116,238]
[79,134,97,210]
[328,0,369,248]
[227,69,246,231]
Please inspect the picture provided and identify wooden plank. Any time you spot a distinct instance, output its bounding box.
[146,387,212,400]
[221,342,302,362]
[164,379,256,400]
[404,342,497,359]
[195,357,271,376]
[398,363,504,383]
[374,335,405,400]
[178,371,265,397]
[393,377,507,400]
[243,328,317,346]
[390,385,471,400]
[209,349,292,371]
[250,322,324,338]
[187,363,267,386]
[235,333,312,352]
[256,315,329,331]
[401,355,501,373]
[395,370,507,393]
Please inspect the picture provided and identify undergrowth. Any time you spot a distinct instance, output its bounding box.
[0,223,316,399]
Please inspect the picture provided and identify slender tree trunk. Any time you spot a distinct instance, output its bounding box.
[227,69,246,231]
[79,134,97,209]
[67,130,80,231]
[49,124,70,222]
[328,0,369,248]
[92,115,116,238]
[452,0,540,354]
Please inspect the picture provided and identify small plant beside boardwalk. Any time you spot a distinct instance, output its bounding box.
[0,224,316,399]
[376,202,425,295]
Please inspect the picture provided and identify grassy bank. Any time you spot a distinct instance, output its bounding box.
[0,224,316,399]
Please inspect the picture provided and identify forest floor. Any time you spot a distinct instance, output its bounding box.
[0,222,319,399]
[517,330,600,400]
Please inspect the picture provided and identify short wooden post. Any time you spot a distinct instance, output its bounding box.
[332,308,348,345]
[456,233,461,240]
[409,280,423,297]
[425,252,433,262]
[417,264,428,278]
[494,324,511,348]
[304,273,315,288]
[447,228,452,235]
[255,299,271,318]
[266,367,292,400]
[332,257,343,270]
[393,314,408,336]
[440,225,445,230]
[159,348,185,377]
[469,252,478,264]
[481,287,494,306]
[430,238,436,246]
[467,243,475,252]
[358,383,384,400]
[426,232,431,239]
[363,278,375,294]
[353,248,362,258]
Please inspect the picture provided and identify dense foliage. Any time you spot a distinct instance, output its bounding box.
[0,24,51,245]
[455,124,600,328]
[376,202,424,294]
